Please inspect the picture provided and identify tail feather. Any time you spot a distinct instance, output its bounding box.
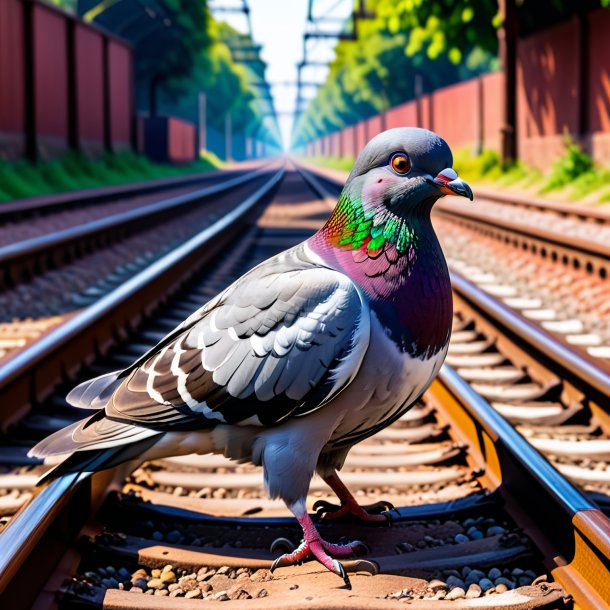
[29,410,161,459]
[37,435,160,485]
[66,371,123,410]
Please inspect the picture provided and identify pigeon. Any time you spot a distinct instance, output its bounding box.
[30,127,473,588]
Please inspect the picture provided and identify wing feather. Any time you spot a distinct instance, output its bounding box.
[92,246,370,430]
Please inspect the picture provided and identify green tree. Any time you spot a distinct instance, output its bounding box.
[157,20,279,151]
[81,0,212,115]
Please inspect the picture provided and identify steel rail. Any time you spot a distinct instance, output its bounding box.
[0,473,82,590]
[0,166,274,269]
[439,365,593,513]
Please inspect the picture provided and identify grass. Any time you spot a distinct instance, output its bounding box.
[0,151,222,201]
[451,139,610,204]
[304,155,355,173]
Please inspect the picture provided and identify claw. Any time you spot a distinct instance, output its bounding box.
[333,560,352,590]
[350,539,370,556]
[383,507,401,522]
[270,536,361,587]
[313,473,395,522]
[316,499,392,523]
[313,499,341,513]
[269,556,282,574]
[362,500,395,513]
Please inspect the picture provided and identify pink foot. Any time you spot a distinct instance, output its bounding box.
[271,500,368,589]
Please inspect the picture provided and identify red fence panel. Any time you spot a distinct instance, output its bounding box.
[167,117,195,163]
[341,126,355,158]
[587,8,610,165]
[33,2,68,158]
[0,0,25,160]
[327,133,334,156]
[419,95,433,131]
[366,115,383,139]
[385,101,417,129]
[481,72,504,152]
[108,40,133,151]
[432,79,480,151]
[74,23,104,155]
[517,19,579,169]
[168,118,183,162]
[355,121,367,153]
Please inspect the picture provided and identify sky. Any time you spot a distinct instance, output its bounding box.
[211,0,353,149]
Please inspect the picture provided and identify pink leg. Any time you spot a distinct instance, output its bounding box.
[270,499,367,589]
[314,471,393,522]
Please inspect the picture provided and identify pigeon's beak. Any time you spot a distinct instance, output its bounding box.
[427,168,473,201]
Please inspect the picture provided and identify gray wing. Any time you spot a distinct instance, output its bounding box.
[87,246,370,429]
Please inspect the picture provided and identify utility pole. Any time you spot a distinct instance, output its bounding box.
[499,0,518,164]
[414,73,424,128]
[198,92,206,155]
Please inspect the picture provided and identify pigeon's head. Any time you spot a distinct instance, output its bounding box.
[345,127,473,215]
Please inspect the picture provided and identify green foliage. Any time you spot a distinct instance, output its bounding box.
[83,1,211,114]
[0,152,220,202]
[452,148,502,181]
[137,0,211,105]
[541,137,594,192]
[380,0,499,65]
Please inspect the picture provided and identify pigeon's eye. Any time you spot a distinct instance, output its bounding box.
[390,153,411,175]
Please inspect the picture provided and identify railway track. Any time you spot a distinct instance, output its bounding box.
[0,163,275,363]
[0,165,608,608]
